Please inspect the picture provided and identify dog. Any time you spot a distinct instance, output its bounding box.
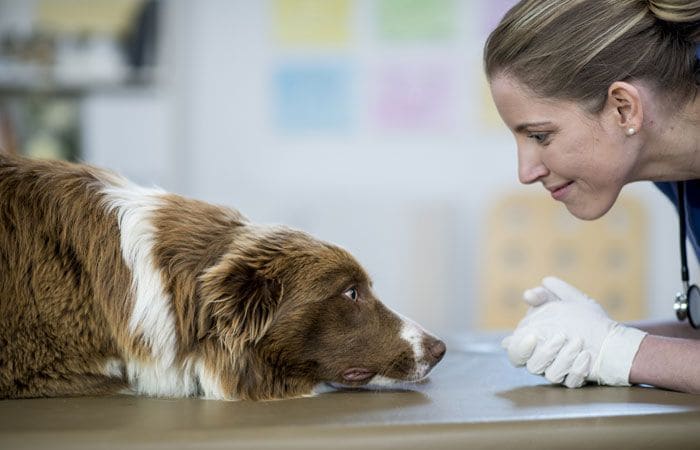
[0,155,446,400]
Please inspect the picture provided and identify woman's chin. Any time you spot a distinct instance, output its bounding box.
[564,198,616,221]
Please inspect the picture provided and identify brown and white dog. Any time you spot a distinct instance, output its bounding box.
[0,155,445,400]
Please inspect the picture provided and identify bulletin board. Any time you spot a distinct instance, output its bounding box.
[268,0,518,134]
[479,191,648,330]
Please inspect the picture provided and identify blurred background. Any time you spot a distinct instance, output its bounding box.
[0,0,693,336]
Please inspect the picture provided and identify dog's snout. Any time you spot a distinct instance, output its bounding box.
[425,338,446,366]
[397,319,446,378]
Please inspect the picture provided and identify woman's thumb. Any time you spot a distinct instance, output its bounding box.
[523,285,558,306]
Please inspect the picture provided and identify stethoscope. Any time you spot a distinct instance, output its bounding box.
[673,181,700,328]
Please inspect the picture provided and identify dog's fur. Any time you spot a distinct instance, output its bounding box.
[0,155,445,400]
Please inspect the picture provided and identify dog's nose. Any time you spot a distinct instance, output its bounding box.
[425,338,446,365]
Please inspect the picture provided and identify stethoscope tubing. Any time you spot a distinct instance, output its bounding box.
[676,181,700,328]
[678,181,690,285]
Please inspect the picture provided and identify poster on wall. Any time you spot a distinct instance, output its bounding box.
[376,0,456,41]
[269,0,519,134]
[273,0,351,47]
[273,63,353,132]
[371,61,456,132]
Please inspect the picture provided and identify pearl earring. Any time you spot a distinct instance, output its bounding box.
[626,127,636,136]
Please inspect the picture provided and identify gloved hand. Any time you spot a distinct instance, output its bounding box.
[501,276,647,387]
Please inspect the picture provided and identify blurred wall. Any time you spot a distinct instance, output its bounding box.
[1,0,693,336]
[155,0,689,332]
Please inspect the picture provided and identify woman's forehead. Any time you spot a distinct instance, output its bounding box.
[490,75,587,128]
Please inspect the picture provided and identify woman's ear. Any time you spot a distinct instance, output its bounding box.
[606,81,644,135]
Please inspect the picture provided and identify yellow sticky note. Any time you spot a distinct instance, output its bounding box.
[273,0,351,47]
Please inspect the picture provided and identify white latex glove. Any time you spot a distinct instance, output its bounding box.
[501,276,647,387]
[502,285,593,388]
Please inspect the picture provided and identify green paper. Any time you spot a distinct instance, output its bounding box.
[377,0,456,41]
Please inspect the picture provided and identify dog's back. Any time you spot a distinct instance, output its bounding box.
[0,155,132,397]
[0,155,263,400]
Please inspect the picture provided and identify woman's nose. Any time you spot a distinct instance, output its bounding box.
[517,146,548,184]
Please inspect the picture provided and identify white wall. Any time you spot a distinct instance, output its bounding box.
[165,0,510,334]
[78,0,692,335]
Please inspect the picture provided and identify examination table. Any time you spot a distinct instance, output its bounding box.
[2,334,699,450]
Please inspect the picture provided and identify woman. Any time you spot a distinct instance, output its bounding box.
[485,0,700,393]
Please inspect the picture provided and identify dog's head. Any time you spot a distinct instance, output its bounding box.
[197,225,445,400]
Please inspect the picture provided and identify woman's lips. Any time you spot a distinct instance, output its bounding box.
[550,181,574,200]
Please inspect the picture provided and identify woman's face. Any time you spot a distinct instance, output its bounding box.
[489,74,638,220]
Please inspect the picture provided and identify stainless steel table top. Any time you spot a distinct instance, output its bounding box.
[2,334,699,449]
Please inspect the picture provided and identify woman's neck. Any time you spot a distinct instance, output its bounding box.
[638,92,700,181]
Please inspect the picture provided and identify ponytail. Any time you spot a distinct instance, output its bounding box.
[649,0,700,40]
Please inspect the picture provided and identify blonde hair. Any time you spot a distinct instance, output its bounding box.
[484,0,700,111]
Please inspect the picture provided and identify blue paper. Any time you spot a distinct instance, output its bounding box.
[273,63,353,132]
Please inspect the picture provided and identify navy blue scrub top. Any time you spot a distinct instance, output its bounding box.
[655,181,700,263]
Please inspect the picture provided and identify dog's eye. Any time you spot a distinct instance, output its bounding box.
[343,287,358,301]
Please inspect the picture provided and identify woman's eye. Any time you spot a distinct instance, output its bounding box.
[343,287,358,301]
[528,132,550,145]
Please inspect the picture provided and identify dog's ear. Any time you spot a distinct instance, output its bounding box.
[197,255,283,350]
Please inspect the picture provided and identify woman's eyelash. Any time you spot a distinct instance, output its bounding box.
[528,132,550,144]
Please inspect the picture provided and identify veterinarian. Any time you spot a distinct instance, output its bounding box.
[484,0,700,394]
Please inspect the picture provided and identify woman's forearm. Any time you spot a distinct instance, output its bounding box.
[628,319,700,339]
[629,335,700,393]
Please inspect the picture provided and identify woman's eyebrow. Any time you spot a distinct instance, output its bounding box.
[515,121,553,132]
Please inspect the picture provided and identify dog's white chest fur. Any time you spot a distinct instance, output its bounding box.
[105,358,230,399]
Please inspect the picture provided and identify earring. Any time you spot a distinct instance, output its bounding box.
[626,127,636,136]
